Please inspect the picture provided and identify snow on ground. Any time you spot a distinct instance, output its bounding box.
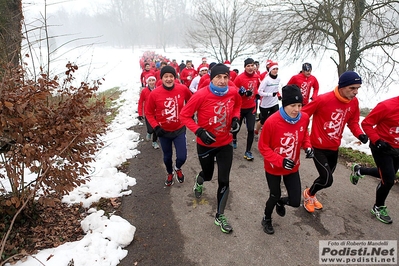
[5,47,143,266]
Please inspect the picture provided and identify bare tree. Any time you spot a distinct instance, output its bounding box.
[186,0,267,64]
[0,0,23,68]
[251,0,399,91]
[146,0,187,51]
[148,0,169,50]
[107,0,146,47]
[96,0,187,49]
[1,1,108,261]
[166,0,190,48]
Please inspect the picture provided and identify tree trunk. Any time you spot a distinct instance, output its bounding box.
[347,0,365,71]
[0,0,23,68]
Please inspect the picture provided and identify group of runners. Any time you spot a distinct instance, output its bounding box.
[137,55,399,234]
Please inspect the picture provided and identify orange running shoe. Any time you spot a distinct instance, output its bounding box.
[303,188,314,213]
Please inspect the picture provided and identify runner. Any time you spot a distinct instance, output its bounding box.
[145,66,192,186]
[301,71,368,213]
[258,85,312,234]
[180,63,241,233]
[350,95,399,224]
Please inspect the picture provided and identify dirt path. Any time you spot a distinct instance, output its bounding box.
[119,123,399,266]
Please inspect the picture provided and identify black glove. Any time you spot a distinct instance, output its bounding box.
[255,94,260,100]
[283,158,295,170]
[278,95,282,100]
[272,92,278,97]
[245,90,253,97]
[154,126,167,137]
[196,128,216,145]
[137,116,144,121]
[375,139,391,151]
[305,148,314,158]
[238,86,246,96]
[230,117,240,133]
[358,134,368,144]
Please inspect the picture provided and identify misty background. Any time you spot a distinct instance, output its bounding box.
[20,0,399,108]
[23,0,195,50]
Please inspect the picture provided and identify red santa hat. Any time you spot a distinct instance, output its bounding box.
[266,59,273,67]
[202,57,207,61]
[268,62,278,71]
[199,66,208,71]
[223,60,231,68]
[146,76,156,83]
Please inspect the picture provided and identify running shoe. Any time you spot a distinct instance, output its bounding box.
[193,174,204,198]
[244,151,254,161]
[350,164,364,185]
[261,218,274,234]
[175,169,184,183]
[303,188,314,213]
[371,205,393,224]
[215,214,233,234]
[164,173,174,186]
[152,142,160,149]
[276,201,286,217]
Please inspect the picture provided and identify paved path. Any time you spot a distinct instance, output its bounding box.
[119,124,398,266]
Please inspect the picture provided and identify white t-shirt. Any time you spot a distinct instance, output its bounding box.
[258,74,280,108]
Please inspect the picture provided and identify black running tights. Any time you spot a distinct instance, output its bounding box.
[264,171,301,219]
[197,144,233,215]
[309,148,338,196]
[232,107,256,152]
[368,148,399,206]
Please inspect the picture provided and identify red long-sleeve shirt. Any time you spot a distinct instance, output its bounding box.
[180,86,242,147]
[287,73,319,105]
[170,62,180,76]
[258,111,311,175]
[197,74,210,90]
[180,68,198,88]
[137,86,153,117]
[259,71,268,81]
[145,84,192,132]
[233,71,260,109]
[229,70,237,81]
[302,90,364,150]
[361,96,399,148]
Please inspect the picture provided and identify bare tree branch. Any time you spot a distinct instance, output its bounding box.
[250,0,399,94]
[186,0,268,64]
